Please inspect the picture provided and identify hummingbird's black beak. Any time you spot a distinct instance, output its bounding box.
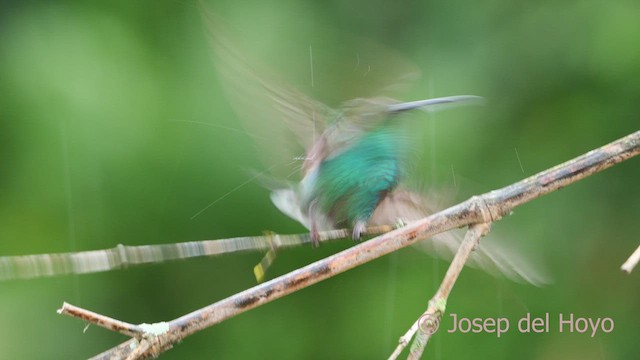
[387,95,485,113]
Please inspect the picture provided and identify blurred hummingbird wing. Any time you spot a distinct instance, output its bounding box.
[370,189,550,286]
[420,230,551,286]
[201,6,431,173]
[201,8,336,177]
[369,188,438,225]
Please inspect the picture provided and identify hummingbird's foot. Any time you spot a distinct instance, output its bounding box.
[352,221,367,241]
[309,201,321,247]
[310,223,320,247]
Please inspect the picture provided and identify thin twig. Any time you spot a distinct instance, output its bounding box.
[399,223,489,360]
[56,130,639,359]
[57,302,145,338]
[0,226,393,281]
[621,245,640,274]
[388,224,490,359]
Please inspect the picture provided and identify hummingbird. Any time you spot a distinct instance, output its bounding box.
[204,10,548,284]
[269,95,483,244]
[205,13,484,243]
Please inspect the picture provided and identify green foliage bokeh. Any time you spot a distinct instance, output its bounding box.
[0,1,638,359]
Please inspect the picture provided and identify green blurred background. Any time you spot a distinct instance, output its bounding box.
[1,0,638,359]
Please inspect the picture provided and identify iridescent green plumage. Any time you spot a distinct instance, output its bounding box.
[319,127,401,214]
[308,125,404,236]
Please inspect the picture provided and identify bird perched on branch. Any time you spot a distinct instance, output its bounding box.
[269,95,483,244]
[203,8,547,285]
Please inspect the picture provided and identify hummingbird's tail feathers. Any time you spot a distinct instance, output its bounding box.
[387,95,485,114]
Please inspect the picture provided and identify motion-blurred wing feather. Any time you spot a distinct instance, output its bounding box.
[371,188,550,286]
[201,8,335,177]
